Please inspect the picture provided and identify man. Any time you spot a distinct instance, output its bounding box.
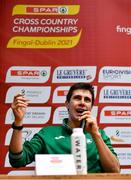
[9,83,120,173]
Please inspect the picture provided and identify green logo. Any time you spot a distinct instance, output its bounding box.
[59,7,68,14]
[41,70,47,76]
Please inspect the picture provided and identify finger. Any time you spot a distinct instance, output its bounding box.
[15,95,29,101]
[14,98,30,107]
[14,93,24,100]
[11,104,27,110]
[15,98,29,104]
[13,99,28,106]
[79,113,91,121]
[12,100,28,109]
[86,117,97,127]
[82,110,91,116]
[14,93,30,102]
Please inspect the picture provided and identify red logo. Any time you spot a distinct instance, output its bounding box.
[104,110,131,116]
[26,7,58,13]
[50,157,62,163]
[11,70,40,76]
[57,90,68,96]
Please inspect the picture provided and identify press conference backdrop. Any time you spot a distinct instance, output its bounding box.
[0,0,131,175]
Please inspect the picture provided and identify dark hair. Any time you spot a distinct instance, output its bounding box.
[66,82,95,106]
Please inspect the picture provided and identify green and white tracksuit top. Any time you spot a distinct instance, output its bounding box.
[9,119,117,173]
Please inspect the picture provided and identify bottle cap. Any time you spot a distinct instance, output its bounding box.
[73,128,83,133]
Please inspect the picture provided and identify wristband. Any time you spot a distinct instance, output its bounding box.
[11,122,23,130]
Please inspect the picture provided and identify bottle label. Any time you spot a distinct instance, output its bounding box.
[73,136,87,174]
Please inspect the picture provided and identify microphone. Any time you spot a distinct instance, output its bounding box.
[79,109,86,129]
[80,119,86,129]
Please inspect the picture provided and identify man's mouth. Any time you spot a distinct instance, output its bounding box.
[76,109,86,114]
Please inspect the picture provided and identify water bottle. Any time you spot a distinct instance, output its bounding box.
[71,128,87,174]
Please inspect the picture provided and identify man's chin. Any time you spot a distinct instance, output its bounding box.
[73,117,80,122]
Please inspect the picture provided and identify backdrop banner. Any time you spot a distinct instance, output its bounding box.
[0,0,131,174]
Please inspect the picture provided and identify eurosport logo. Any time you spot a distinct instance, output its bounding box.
[6,66,51,83]
[100,106,131,123]
[99,66,131,83]
[99,86,131,103]
[52,66,97,83]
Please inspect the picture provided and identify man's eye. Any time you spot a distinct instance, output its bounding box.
[85,98,91,102]
[74,96,81,100]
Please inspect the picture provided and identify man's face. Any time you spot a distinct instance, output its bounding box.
[66,89,92,121]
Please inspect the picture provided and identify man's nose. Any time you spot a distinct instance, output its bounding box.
[80,98,86,105]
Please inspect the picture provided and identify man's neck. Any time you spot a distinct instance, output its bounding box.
[68,118,81,128]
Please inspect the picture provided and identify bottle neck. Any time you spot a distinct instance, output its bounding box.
[72,128,83,133]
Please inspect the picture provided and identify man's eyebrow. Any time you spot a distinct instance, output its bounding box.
[73,95,81,98]
[73,95,91,99]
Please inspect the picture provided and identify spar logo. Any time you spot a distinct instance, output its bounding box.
[11,70,47,76]
[26,6,68,14]
[100,106,131,124]
[104,110,131,116]
[6,66,50,83]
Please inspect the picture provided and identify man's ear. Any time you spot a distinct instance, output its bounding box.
[65,100,69,110]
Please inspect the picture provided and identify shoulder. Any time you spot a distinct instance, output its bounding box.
[99,129,112,144]
[99,129,110,139]
[99,128,105,135]
[38,125,62,134]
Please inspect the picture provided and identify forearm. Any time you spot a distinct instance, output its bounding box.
[92,133,120,173]
[9,122,23,153]
[9,93,29,153]
[9,129,26,168]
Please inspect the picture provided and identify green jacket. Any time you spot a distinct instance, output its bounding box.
[9,119,117,173]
